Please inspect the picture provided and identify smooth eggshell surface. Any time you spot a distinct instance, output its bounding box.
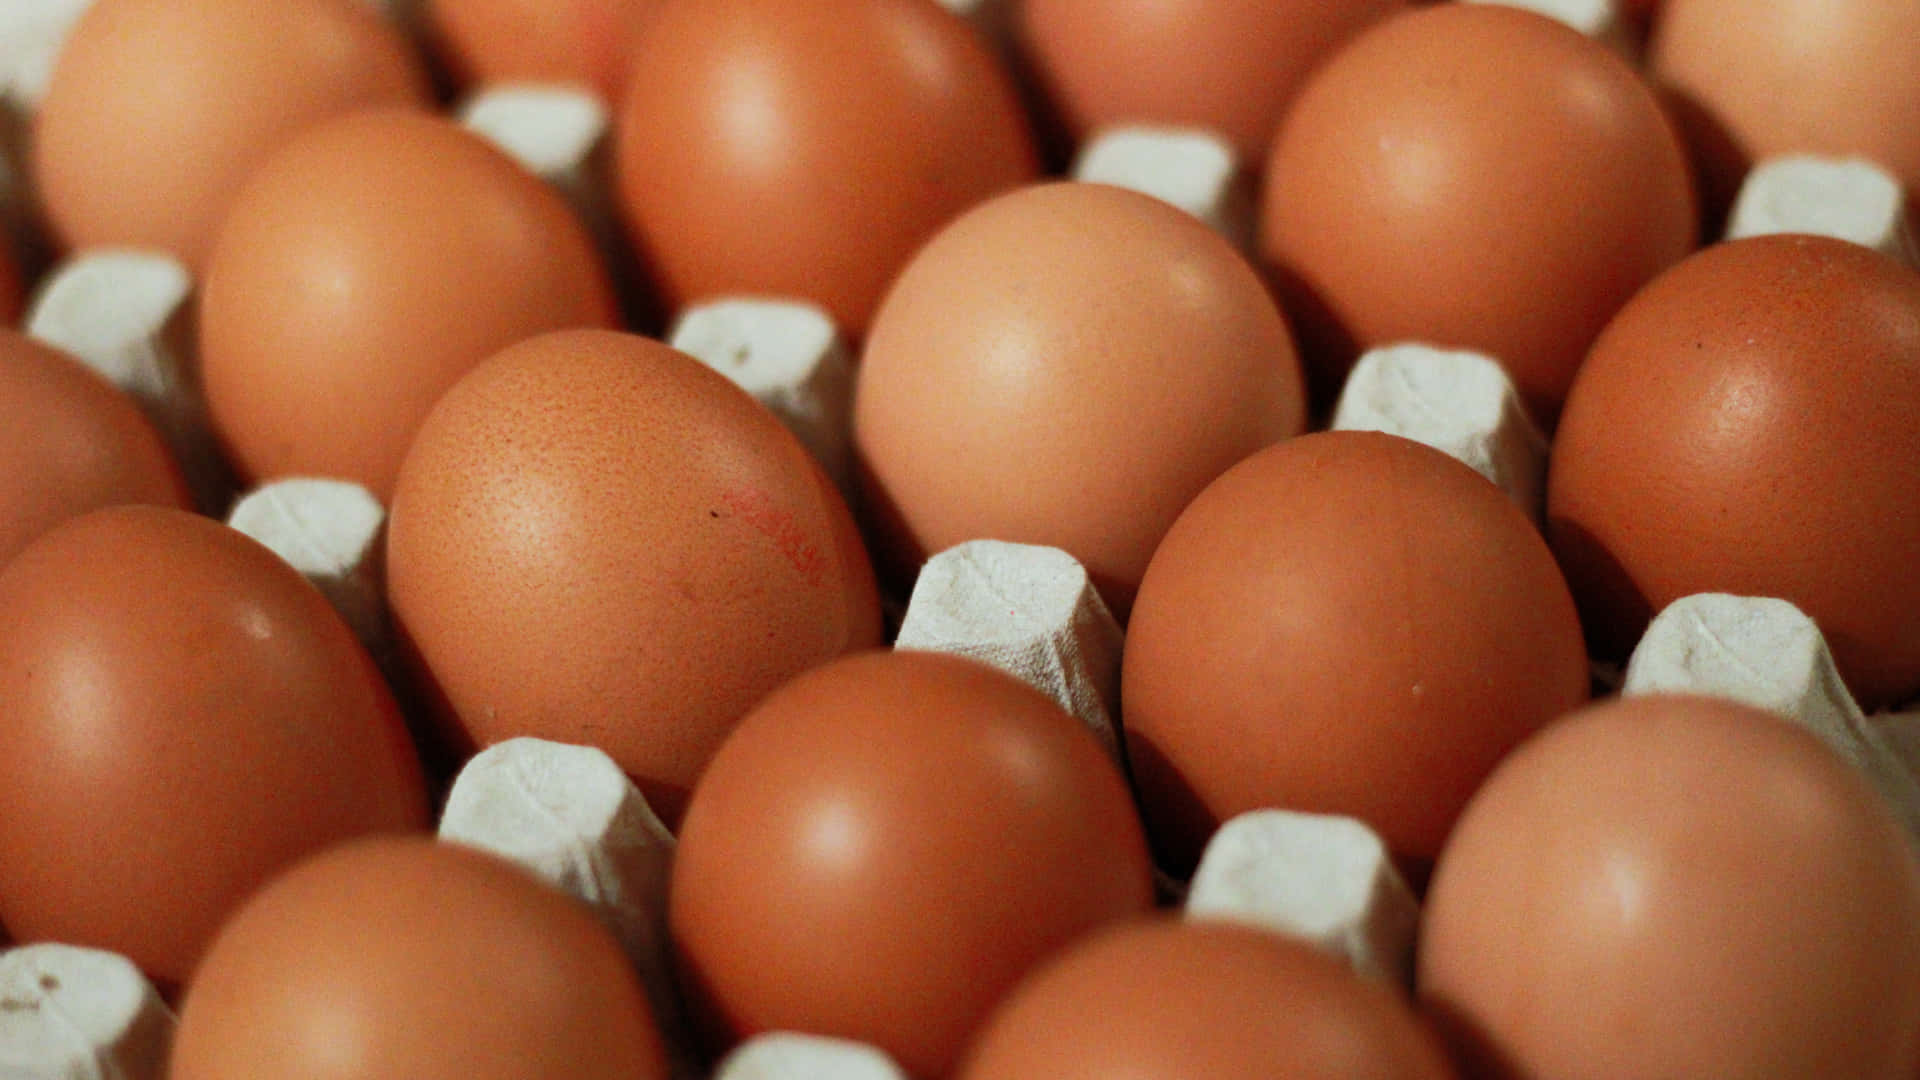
[1261,3,1696,418]
[1419,694,1920,1078]
[0,506,427,988]
[855,181,1305,616]
[1123,431,1589,873]
[426,0,663,104]
[1018,0,1406,165]
[1548,234,1920,709]
[387,329,881,824]
[32,0,430,269]
[171,837,670,1080]
[670,650,1154,1079]
[960,920,1458,1080]
[0,330,189,569]
[199,109,616,500]
[1651,0,1920,217]
[614,0,1038,334]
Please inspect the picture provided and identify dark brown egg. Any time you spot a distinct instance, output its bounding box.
[0,506,427,988]
[613,0,1038,334]
[0,330,189,569]
[1124,431,1589,873]
[670,650,1154,1078]
[1549,234,1920,709]
[1261,3,1697,417]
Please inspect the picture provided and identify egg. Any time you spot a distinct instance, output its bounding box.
[387,328,880,823]
[0,330,189,569]
[1260,3,1697,418]
[31,0,430,269]
[613,0,1038,334]
[1123,431,1589,873]
[199,109,617,499]
[959,920,1458,1080]
[1650,0,1920,218]
[0,506,427,988]
[1419,694,1920,1078]
[670,649,1154,1078]
[1549,234,1920,709]
[1017,0,1407,165]
[425,0,661,104]
[854,181,1306,616]
[171,837,670,1079]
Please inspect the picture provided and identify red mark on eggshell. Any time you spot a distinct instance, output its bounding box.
[719,487,829,588]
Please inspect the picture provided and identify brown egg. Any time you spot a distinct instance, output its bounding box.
[854,181,1306,616]
[960,919,1458,1080]
[32,0,429,270]
[1419,694,1920,1078]
[0,330,189,569]
[1651,0,1920,219]
[426,0,662,103]
[199,109,616,500]
[1549,234,1920,710]
[171,837,669,1080]
[1018,0,1406,165]
[387,328,880,823]
[0,506,427,988]
[1124,431,1589,873]
[613,0,1038,334]
[1261,3,1697,418]
[670,650,1154,1078]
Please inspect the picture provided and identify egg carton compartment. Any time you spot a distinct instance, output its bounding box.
[715,1032,907,1080]
[0,941,175,1079]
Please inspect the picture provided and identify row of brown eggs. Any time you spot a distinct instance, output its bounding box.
[2,0,1920,1077]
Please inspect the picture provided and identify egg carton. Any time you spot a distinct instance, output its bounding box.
[0,941,175,1079]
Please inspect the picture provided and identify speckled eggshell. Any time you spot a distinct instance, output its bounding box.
[386,328,881,825]
[1549,233,1920,710]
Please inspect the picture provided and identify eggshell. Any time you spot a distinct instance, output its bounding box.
[1547,234,1920,709]
[613,0,1038,334]
[669,650,1154,1078]
[959,919,1457,1080]
[0,506,427,988]
[387,328,880,824]
[0,242,19,325]
[31,0,430,269]
[199,109,616,499]
[1651,0,1920,219]
[1018,0,1407,164]
[171,837,670,1080]
[854,181,1305,616]
[0,329,189,568]
[1260,3,1697,417]
[1123,430,1589,873]
[426,0,661,103]
[1418,694,1920,1078]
